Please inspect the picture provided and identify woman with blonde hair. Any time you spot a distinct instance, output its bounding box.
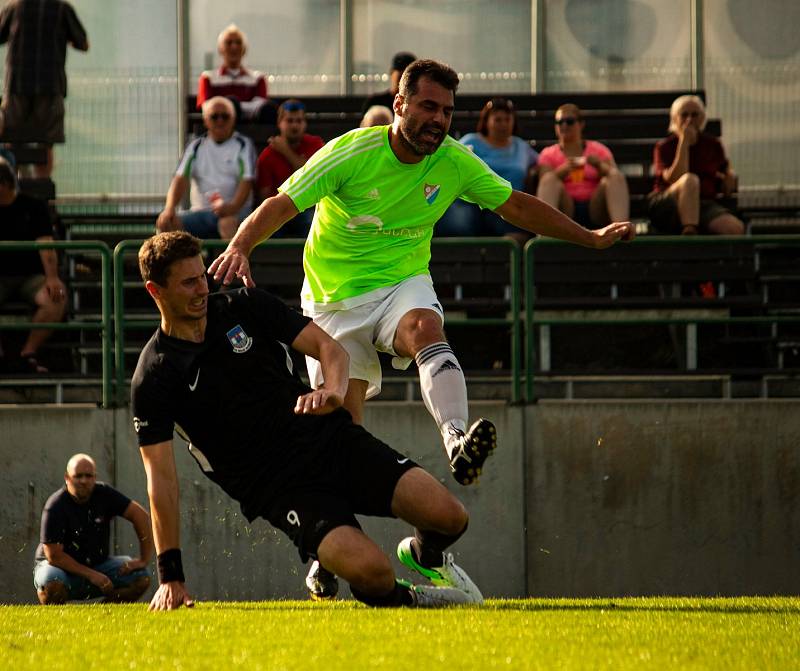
[647,95,743,235]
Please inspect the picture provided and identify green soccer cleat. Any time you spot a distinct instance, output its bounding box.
[397,537,483,604]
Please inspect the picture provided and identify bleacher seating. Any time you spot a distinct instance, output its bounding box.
[185,89,721,223]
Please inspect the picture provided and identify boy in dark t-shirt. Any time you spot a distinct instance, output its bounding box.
[33,453,153,604]
[132,232,485,611]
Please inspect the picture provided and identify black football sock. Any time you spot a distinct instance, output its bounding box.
[413,521,468,568]
[351,580,414,607]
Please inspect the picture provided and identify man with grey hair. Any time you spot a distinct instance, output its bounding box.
[196,24,275,123]
[34,453,153,604]
[0,157,66,373]
[157,96,256,239]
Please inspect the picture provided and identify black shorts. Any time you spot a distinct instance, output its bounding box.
[1,94,65,144]
[265,422,418,562]
[647,192,733,234]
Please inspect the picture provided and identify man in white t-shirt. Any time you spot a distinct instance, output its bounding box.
[157,96,256,239]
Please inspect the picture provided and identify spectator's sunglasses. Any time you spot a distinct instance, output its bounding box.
[680,110,701,118]
[209,112,232,121]
[555,117,578,126]
[282,101,306,112]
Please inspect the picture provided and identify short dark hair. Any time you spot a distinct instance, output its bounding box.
[0,157,16,189]
[398,59,459,100]
[138,231,202,286]
[391,51,417,73]
[476,98,518,136]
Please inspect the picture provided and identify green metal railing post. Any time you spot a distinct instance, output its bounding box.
[0,240,112,406]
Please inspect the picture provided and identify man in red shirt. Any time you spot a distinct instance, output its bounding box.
[256,100,324,237]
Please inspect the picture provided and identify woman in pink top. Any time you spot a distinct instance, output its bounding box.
[537,104,629,230]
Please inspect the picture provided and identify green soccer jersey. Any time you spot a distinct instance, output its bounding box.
[280,125,512,309]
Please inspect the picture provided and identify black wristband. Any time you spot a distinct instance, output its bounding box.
[157,548,185,584]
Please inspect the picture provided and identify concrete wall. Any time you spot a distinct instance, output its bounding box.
[1,400,797,603]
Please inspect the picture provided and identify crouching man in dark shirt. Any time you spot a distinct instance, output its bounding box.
[34,453,153,604]
[131,232,484,611]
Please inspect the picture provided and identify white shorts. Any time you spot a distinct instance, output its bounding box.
[304,274,444,399]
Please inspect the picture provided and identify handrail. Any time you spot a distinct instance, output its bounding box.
[113,237,522,405]
[0,240,113,407]
[523,234,800,400]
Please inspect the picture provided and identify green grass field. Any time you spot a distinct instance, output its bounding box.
[1,597,798,670]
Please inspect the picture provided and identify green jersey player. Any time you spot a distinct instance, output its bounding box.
[209,59,633,596]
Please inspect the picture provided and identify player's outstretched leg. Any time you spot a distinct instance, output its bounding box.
[305,560,339,601]
[397,536,483,603]
[414,340,497,485]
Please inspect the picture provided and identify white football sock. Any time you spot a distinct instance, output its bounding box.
[415,342,468,458]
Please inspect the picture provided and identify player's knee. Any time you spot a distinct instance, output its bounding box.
[439,498,469,537]
[38,580,68,605]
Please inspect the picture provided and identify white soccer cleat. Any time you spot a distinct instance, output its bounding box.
[305,560,339,600]
[406,582,475,608]
[397,537,484,604]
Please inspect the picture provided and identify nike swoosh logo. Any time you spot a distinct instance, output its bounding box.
[397,457,409,464]
[189,368,200,392]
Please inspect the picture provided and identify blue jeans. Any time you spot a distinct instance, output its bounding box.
[33,555,150,600]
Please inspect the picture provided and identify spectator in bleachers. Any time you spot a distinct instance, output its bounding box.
[255,99,323,238]
[436,97,539,243]
[34,453,152,604]
[157,97,256,240]
[361,51,417,114]
[196,24,276,124]
[537,104,629,231]
[0,157,65,374]
[647,95,744,235]
[360,105,393,128]
[0,0,89,178]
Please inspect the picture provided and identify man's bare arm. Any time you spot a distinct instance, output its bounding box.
[42,543,114,594]
[208,192,299,287]
[120,500,155,573]
[494,190,633,248]
[291,321,350,415]
[140,440,193,610]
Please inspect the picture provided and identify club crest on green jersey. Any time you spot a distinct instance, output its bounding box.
[424,183,441,205]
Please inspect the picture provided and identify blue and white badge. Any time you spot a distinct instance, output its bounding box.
[424,183,441,205]
[226,324,253,353]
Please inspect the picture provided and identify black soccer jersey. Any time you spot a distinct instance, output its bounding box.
[130,288,351,519]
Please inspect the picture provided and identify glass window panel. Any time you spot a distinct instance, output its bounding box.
[352,0,531,95]
[0,0,179,200]
[188,0,341,96]
[704,0,800,191]
[544,0,692,91]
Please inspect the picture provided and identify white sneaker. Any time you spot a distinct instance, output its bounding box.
[305,560,339,600]
[406,582,475,608]
[397,537,484,604]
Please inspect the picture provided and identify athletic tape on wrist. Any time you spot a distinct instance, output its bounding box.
[157,548,185,584]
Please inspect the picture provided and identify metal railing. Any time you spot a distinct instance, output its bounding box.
[113,237,523,406]
[0,241,113,407]
[523,235,800,400]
